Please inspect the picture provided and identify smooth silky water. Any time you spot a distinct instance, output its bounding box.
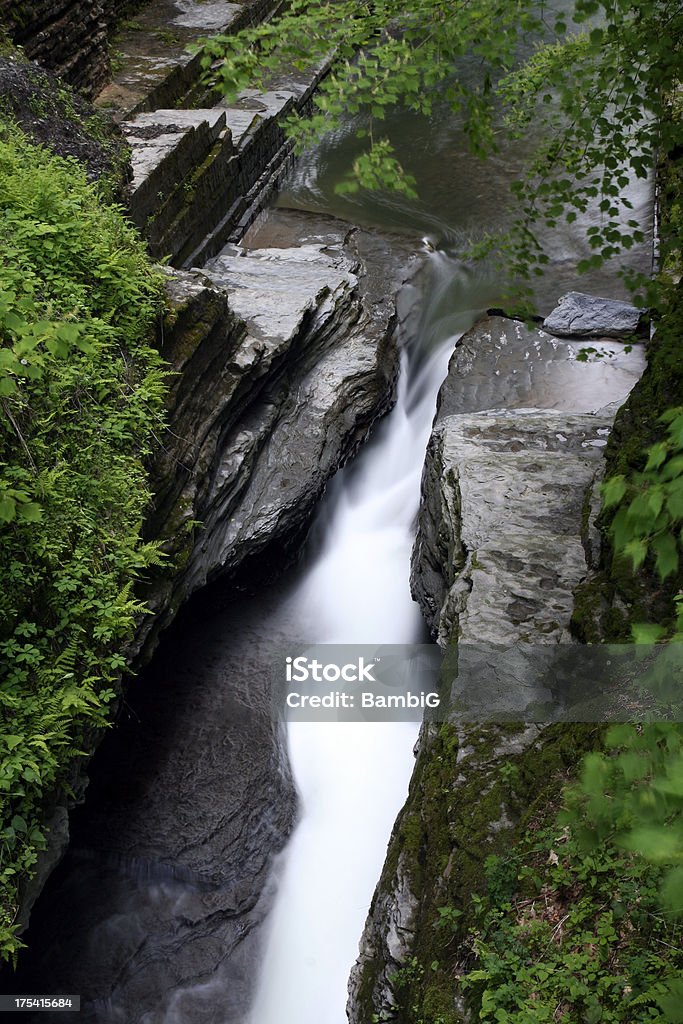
[246,254,498,1024]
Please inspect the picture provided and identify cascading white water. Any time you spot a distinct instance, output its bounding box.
[248,257,496,1024]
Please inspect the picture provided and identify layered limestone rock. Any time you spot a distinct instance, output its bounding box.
[96,0,280,118]
[412,315,643,645]
[413,409,616,647]
[137,218,402,660]
[0,0,133,95]
[123,76,329,266]
[93,0,306,266]
[348,311,645,1024]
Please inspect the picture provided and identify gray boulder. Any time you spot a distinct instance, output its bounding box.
[543,291,644,338]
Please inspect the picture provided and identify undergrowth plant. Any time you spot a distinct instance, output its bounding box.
[461,822,683,1023]
[0,120,166,962]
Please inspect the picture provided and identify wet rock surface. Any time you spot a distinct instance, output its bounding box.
[435,315,644,420]
[412,314,644,644]
[95,0,280,117]
[122,69,331,266]
[413,408,615,646]
[138,212,405,664]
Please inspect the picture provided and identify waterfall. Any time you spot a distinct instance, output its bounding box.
[248,257,496,1024]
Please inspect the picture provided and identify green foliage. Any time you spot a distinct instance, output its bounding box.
[461,820,683,1023]
[433,903,463,933]
[536,395,683,1014]
[0,121,166,961]
[198,0,682,295]
[602,408,683,588]
[336,138,417,199]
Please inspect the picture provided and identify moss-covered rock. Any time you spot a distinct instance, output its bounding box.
[350,722,600,1024]
[571,276,683,643]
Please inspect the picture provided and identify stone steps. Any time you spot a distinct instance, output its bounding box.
[96,0,282,119]
[123,72,329,266]
[102,0,330,267]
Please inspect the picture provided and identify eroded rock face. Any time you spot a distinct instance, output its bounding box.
[543,290,645,338]
[95,0,280,117]
[122,76,332,266]
[411,315,643,645]
[137,218,401,662]
[347,312,644,1023]
[435,315,644,421]
[413,409,615,646]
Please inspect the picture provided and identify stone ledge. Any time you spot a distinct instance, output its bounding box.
[123,66,330,266]
[95,0,282,119]
[122,107,229,224]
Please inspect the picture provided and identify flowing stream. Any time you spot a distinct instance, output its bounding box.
[235,85,651,1019]
[246,255,497,1024]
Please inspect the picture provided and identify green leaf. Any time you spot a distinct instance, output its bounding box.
[2,310,25,333]
[645,442,669,471]
[623,538,648,570]
[0,495,16,522]
[656,980,683,1022]
[632,623,665,644]
[17,502,42,524]
[666,477,683,520]
[2,736,24,751]
[0,350,19,369]
[660,866,683,914]
[56,323,81,344]
[622,826,683,863]
[652,533,679,580]
[602,475,627,508]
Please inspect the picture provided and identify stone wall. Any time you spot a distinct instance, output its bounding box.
[0,0,143,95]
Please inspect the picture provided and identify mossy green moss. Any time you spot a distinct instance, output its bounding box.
[572,140,683,644]
[365,722,600,1023]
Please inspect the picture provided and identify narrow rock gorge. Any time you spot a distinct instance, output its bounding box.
[1,2,677,1023]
